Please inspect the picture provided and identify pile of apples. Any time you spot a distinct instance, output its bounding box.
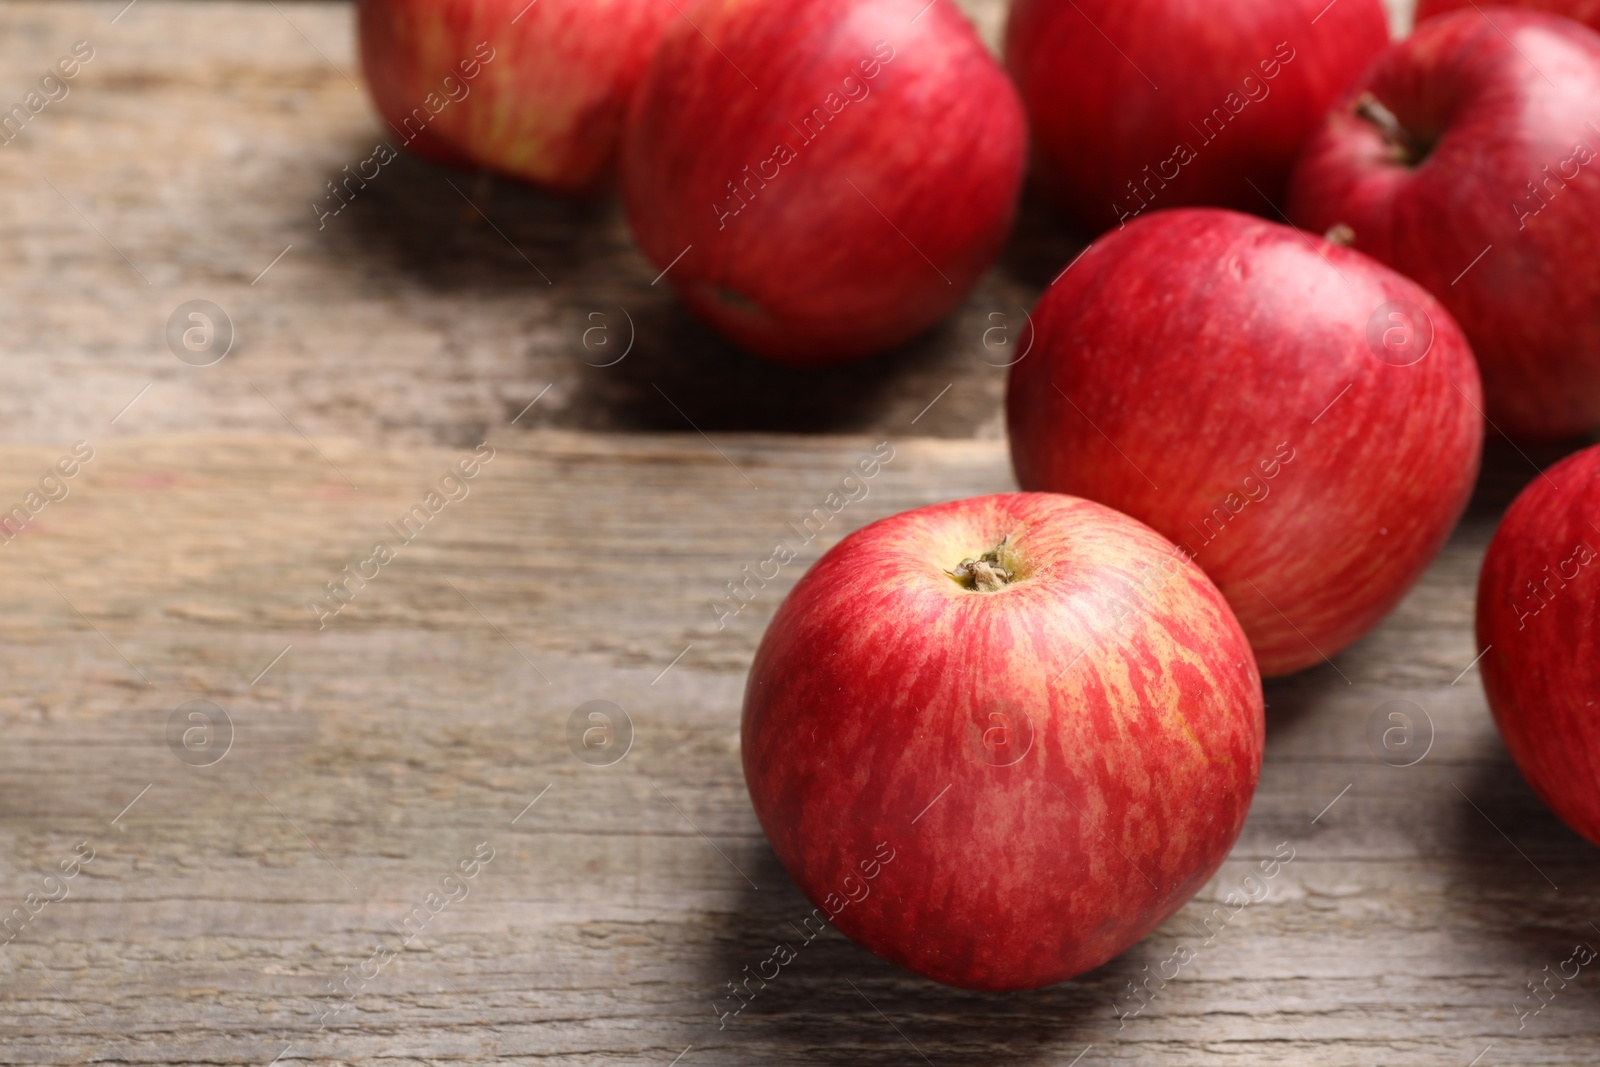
[361,0,1600,990]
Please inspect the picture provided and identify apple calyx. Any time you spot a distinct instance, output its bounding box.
[947,535,1019,591]
[1324,223,1356,246]
[1354,92,1429,166]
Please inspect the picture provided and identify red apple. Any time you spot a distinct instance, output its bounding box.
[1417,0,1600,34]
[356,0,676,194]
[1007,209,1483,677]
[620,0,1026,364]
[1477,444,1600,847]
[1004,0,1389,236]
[741,492,1264,991]
[1288,10,1600,439]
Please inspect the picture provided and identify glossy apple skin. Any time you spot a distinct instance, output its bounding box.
[1007,209,1483,677]
[1417,0,1600,32]
[1004,0,1388,236]
[1477,446,1600,847]
[742,493,1263,991]
[356,0,676,194]
[620,0,1025,365]
[1288,10,1600,439]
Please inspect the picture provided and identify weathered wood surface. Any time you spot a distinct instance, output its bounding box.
[7,2,1600,1066]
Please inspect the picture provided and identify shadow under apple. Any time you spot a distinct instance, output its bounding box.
[313,142,1069,440]
[690,843,1124,1066]
[1438,731,1600,1025]
[1468,434,1599,520]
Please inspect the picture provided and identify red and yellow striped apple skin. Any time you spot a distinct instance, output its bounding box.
[1477,445,1600,847]
[357,0,675,194]
[1008,209,1483,677]
[742,493,1264,991]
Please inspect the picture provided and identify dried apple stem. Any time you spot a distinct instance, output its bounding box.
[1354,92,1427,165]
[947,535,1017,591]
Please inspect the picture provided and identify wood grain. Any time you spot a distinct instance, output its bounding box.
[2,431,1598,1067]
[6,2,1600,1066]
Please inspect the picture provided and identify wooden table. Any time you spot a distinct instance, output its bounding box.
[4,2,1599,1064]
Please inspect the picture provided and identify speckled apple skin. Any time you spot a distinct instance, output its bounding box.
[357,0,675,193]
[1007,209,1483,676]
[1477,445,1600,847]
[742,493,1264,991]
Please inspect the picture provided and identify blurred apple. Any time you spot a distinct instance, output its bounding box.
[1005,0,1388,235]
[1416,0,1600,33]
[1289,10,1600,438]
[357,0,676,194]
[620,0,1026,364]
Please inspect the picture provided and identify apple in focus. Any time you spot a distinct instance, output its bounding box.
[1288,9,1600,439]
[621,0,1026,364]
[1004,0,1389,236]
[742,492,1264,991]
[1007,209,1483,676]
[1477,444,1600,847]
[357,0,676,193]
